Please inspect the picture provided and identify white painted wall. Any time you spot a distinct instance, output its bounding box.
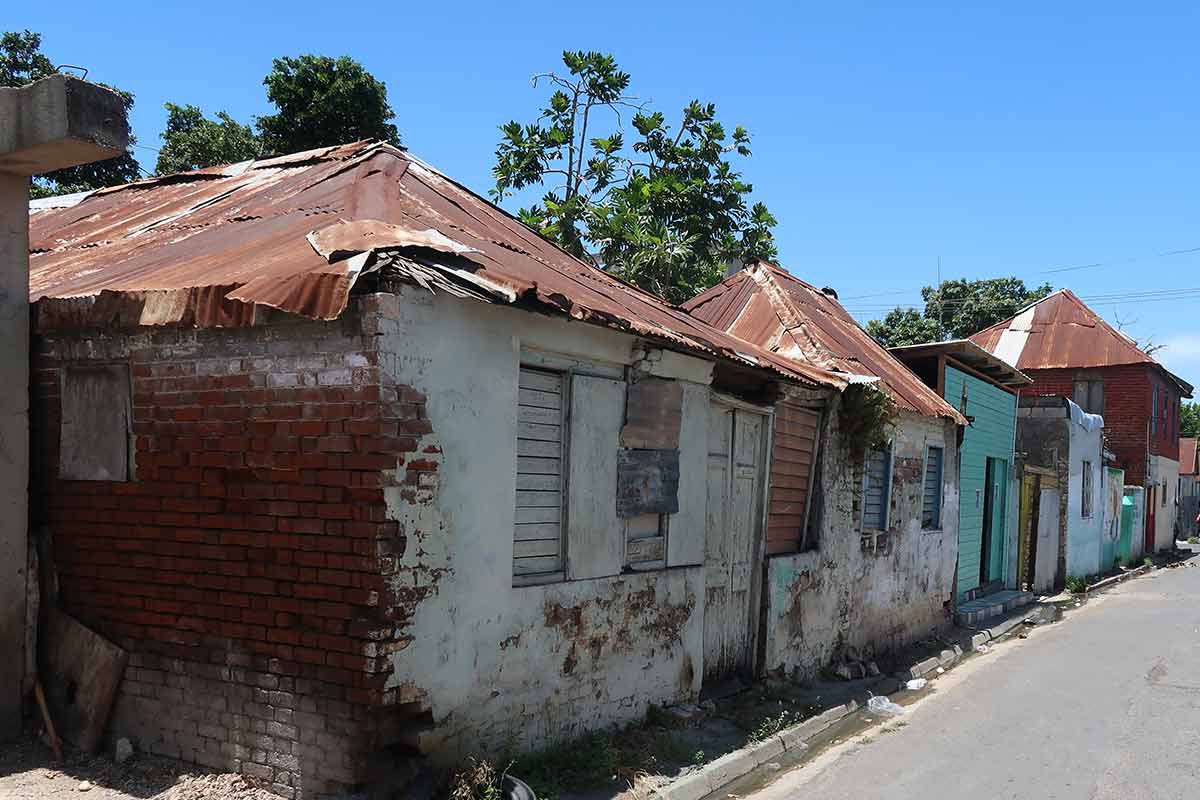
[761,407,959,678]
[1065,413,1104,578]
[1148,455,1180,550]
[374,289,716,760]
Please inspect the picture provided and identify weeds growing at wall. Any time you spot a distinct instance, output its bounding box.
[1065,576,1088,594]
[838,384,898,461]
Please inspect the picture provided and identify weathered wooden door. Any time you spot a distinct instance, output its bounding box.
[1145,486,1157,554]
[1033,485,1061,593]
[704,401,767,679]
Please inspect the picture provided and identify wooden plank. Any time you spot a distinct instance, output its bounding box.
[772,444,814,464]
[517,456,560,475]
[770,487,810,503]
[771,460,813,479]
[769,473,811,490]
[513,539,562,558]
[516,473,560,491]
[515,490,560,507]
[773,431,817,451]
[518,387,561,410]
[626,535,666,563]
[620,377,682,449]
[519,369,563,393]
[41,609,128,753]
[514,522,561,541]
[767,513,805,529]
[517,438,561,458]
[518,405,562,426]
[518,421,561,442]
[515,506,561,524]
[513,555,562,575]
[566,374,626,581]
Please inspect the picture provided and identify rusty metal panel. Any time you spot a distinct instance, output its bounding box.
[620,377,682,450]
[970,290,1193,396]
[683,262,967,423]
[29,141,846,393]
[616,449,680,518]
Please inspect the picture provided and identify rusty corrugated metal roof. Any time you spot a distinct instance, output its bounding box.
[1181,438,1197,476]
[969,289,1193,397]
[28,141,846,392]
[682,262,967,422]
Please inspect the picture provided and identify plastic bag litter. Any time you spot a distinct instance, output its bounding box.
[905,678,927,691]
[867,695,908,716]
[975,644,990,654]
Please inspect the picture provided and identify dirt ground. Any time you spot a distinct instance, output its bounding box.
[0,737,278,800]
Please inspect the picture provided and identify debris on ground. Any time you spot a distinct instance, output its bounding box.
[866,696,908,716]
[905,679,928,691]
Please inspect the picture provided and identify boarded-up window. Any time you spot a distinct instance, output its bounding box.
[514,367,566,581]
[60,365,132,481]
[922,446,944,530]
[767,402,821,554]
[862,446,891,531]
[565,374,626,581]
[1082,461,1094,518]
[1073,379,1104,416]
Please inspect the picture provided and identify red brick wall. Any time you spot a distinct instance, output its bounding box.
[1020,364,1183,486]
[30,301,438,798]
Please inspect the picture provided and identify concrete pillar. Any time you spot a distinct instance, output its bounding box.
[0,171,29,736]
[0,74,128,740]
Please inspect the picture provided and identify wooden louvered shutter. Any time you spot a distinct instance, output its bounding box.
[922,446,944,529]
[766,402,821,554]
[513,367,566,580]
[863,447,891,531]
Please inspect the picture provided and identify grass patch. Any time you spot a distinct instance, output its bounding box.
[505,720,694,799]
[747,709,802,744]
[447,758,505,800]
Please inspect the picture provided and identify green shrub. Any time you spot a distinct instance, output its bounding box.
[1065,576,1088,594]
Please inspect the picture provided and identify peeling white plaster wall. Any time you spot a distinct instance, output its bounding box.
[374,289,713,761]
[761,407,959,679]
[1148,454,1180,551]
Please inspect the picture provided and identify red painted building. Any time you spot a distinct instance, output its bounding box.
[971,290,1193,551]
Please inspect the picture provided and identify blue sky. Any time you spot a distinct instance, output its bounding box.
[13,2,1200,389]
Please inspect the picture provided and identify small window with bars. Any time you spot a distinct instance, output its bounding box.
[513,367,567,582]
[862,446,891,531]
[922,446,944,530]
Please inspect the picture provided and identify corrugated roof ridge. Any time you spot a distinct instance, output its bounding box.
[740,261,966,423]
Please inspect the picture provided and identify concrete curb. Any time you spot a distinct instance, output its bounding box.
[653,702,858,800]
[1086,564,1150,593]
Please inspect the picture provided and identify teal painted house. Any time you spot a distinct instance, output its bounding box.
[892,341,1031,599]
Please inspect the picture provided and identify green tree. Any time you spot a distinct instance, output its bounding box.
[865,308,943,348]
[155,103,261,174]
[867,277,1054,346]
[257,55,401,155]
[1183,401,1200,438]
[491,51,778,304]
[1,29,140,198]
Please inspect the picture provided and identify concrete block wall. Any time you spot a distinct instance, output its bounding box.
[30,299,432,798]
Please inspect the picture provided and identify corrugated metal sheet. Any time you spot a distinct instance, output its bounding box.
[970,290,1194,396]
[683,263,966,422]
[28,141,846,392]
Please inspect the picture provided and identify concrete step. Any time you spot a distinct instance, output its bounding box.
[955,589,1035,627]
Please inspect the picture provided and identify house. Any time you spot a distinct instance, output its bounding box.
[1179,438,1198,540]
[26,142,856,796]
[681,262,966,679]
[1014,396,1107,588]
[889,340,1032,608]
[971,290,1194,554]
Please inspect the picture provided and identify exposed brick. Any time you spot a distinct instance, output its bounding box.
[30,302,441,799]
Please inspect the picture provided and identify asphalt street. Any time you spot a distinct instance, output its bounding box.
[741,561,1200,800]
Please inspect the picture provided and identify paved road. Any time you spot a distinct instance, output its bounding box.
[743,562,1200,800]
